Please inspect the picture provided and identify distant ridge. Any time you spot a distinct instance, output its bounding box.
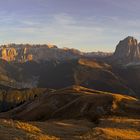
[0,43,111,62]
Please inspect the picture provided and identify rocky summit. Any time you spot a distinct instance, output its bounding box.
[112,36,140,64]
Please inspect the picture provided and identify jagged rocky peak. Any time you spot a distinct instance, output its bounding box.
[113,36,140,63]
[124,36,138,46]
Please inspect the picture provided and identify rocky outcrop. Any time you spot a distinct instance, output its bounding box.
[113,36,140,64]
[0,45,33,62]
[1,47,17,61]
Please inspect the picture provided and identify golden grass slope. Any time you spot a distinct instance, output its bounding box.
[0,86,140,139]
[0,117,140,140]
[82,117,140,140]
[0,119,93,140]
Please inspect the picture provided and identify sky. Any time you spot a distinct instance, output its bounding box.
[0,0,140,52]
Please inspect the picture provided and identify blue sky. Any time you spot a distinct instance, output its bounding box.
[0,0,140,52]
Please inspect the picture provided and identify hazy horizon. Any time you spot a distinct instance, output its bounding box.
[0,0,140,52]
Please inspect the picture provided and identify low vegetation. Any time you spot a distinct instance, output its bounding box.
[0,117,140,140]
[82,117,140,140]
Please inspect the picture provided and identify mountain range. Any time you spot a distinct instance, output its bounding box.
[1,36,140,65]
[0,43,111,62]
[0,36,140,140]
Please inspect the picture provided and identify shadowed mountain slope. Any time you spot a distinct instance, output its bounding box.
[0,86,139,121]
[38,58,135,96]
[0,57,139,97]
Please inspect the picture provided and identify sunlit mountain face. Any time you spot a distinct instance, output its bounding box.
[0,0,140,139]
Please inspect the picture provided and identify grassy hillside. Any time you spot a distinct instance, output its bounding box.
[0,86,139,139]
[0,117,139,140]
[0,86,140,121]
[82,117,140,140]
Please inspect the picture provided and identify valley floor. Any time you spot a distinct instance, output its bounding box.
[0,117,140,140]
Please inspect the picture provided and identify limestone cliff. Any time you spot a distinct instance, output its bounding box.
[0,45,33,62]
[1,47,17,61]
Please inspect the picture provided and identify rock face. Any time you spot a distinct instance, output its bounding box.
[113,36,140,64]
[1,47,17,61]
[0,45,33,62]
